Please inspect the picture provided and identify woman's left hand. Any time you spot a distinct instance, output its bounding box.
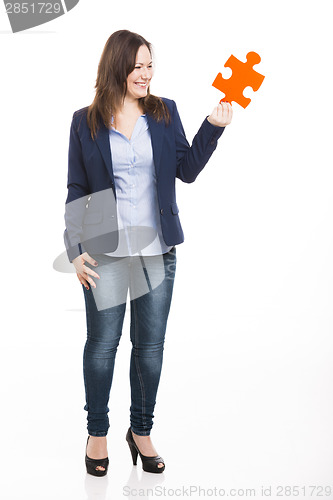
[207,102,233,127]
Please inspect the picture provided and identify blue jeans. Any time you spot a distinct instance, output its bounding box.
[81,247,177,436]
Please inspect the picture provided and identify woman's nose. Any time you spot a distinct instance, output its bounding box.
[141,68,149,79]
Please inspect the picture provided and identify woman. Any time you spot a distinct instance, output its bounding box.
[64,29,232,476]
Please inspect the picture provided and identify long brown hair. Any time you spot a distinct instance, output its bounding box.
[87,30,170,140]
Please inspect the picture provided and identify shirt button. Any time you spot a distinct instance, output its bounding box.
[160,208,164,215]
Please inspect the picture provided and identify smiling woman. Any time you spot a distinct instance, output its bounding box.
[126,45,153,99]
[86,30,170,141]
[112,45,155,140]
[63,29,232,478]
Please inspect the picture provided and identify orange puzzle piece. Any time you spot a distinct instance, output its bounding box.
[212,52,265,108]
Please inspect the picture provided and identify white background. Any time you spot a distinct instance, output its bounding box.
[0,0,332,498]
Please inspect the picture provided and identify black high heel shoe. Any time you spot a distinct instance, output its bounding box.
[85,435,109,477]
[126,427,165,473]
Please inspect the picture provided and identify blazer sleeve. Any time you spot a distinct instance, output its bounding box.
[63,111,90,263]
[172,101,225,183]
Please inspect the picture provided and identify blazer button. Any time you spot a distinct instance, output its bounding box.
[160,208,164,215]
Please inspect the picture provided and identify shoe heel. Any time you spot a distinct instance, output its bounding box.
[127,441,138,465]
[125,427,165,473]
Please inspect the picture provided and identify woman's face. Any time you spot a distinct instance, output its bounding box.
[126,45,153,102]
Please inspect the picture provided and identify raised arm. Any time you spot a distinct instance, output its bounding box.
[173,101,232,183]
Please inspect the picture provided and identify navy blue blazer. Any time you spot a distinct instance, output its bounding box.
[64,97,225,262]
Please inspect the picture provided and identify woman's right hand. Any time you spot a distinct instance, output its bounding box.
[73,252,100,290]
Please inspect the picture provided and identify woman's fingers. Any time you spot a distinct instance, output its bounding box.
[219,102,233,124]
[82,253,100,286]
[82,263,100,280]
[77,272,90,289]
[73,252,100,289]
[84,253,99,268]
[80,264,100,289]
[77,271,97,290]
[207,101,233,127]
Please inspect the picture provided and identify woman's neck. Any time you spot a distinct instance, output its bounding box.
[119,96,143,116]
[112,96,144,134]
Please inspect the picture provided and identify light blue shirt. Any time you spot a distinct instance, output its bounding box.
[104,114,172,257]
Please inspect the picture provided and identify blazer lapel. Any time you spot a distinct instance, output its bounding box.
[95,121,115,185]
[146,113,165,178]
